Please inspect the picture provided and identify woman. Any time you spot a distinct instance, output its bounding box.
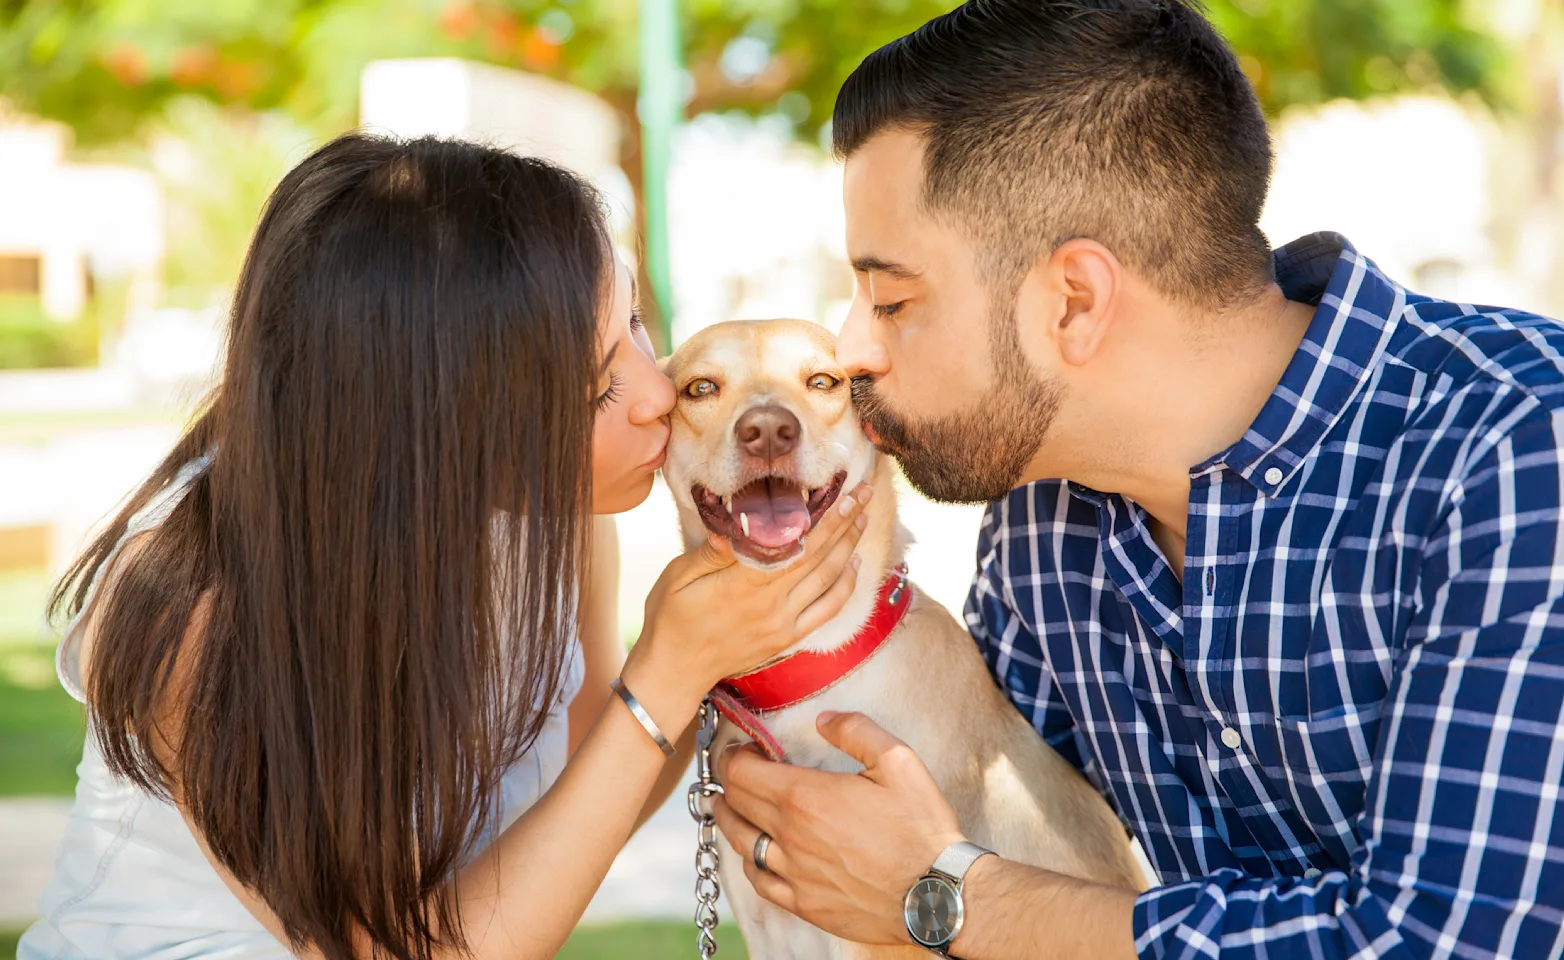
[19,134,869,960]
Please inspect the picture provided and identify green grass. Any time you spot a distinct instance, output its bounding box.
[0,580,749,957]
[558,919,750,959]
[0,921,750,959]
[0,568,85,798]
[0,641,85,797]
[0,569,54,641]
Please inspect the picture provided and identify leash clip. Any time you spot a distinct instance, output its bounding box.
[687,697,724,957]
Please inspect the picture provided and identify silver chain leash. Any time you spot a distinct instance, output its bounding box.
[687,697,724,957]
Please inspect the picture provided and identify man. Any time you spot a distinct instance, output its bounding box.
[712,1,1564,958]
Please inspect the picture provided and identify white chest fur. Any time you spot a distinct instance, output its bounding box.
[710,597,950,960]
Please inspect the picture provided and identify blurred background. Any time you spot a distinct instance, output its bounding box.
[0,0,1559,955]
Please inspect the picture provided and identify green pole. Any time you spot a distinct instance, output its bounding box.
[639,0,681,354]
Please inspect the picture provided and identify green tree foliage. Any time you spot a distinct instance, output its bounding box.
[0,0,1513,333]
[0,0,1511,148]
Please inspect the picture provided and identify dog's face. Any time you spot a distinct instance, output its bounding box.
[662,319,875,568]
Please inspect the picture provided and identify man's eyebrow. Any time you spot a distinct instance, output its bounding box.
[851,256,923,281]
[599,342,620,375]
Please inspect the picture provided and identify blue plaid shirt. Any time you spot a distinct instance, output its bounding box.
[965,233,1564,960]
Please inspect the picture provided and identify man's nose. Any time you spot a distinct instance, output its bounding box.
[835,298,890,379]
[735,405,800,461]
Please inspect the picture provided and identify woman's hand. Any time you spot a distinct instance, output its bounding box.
[622,484,873,724]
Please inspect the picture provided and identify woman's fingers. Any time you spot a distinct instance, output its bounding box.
[789,508,863,615]
[782,484,872,590]
[662,534,737,590]
[638,481,875,687]
[793,552,862,635]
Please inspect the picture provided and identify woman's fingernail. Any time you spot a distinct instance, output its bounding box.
[855,513,867,530]
[858,486,874,503]
[817,710,840,725]
[839,495,856,516]
[851,554,862,571]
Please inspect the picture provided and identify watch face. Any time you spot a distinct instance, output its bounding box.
[904,875,962,947]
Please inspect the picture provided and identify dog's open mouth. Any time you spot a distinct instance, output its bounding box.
[693,470,849,563]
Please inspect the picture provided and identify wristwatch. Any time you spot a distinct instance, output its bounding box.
[903,839,996,957]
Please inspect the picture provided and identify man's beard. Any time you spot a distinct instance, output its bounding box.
[851,299,1061,504]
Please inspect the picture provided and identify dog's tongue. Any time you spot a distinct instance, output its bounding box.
[733,478,812,548]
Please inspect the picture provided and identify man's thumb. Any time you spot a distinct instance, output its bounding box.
[816,710,910,778]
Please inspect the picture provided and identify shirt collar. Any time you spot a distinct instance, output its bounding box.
[1192,231,1406,495]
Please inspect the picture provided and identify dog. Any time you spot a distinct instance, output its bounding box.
[661,319,1149,959]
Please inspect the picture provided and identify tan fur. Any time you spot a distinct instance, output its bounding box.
[663,320,1148,960]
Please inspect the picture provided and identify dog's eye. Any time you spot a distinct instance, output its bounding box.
[685,378,718,398]
[808,373,840,390]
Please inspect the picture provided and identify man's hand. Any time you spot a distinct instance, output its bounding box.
[712,710,966,945]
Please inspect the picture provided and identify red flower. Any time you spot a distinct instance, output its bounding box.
[438,2,479,40]
[171,46,218,88]
[102,43,149,87]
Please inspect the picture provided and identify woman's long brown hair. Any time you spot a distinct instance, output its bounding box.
[50,134,609,960]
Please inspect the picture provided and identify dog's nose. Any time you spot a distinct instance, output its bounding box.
[735,405,800,461]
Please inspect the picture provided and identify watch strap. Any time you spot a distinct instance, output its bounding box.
[929,840,995,887]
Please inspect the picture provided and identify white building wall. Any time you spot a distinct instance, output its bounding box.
[0,117,162,320]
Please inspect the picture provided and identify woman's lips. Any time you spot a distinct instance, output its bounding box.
[642,426,671,471]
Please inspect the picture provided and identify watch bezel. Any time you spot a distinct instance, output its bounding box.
[903,873,966,950]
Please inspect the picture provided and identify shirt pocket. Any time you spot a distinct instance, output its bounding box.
[1272,704,1380,835]
[1274,704,1380,775]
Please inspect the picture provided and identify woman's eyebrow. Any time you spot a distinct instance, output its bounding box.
[599,342,620,375]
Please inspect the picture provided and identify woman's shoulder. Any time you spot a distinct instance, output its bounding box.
[60,455,214,701]
[73,532,214,712]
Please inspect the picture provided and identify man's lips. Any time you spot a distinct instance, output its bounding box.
[861,419,883,445]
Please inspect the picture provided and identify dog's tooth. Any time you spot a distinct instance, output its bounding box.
[740,512,751,537]
[722,494,732,514]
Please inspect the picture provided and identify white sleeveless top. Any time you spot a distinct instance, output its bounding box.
[19,457,585,959]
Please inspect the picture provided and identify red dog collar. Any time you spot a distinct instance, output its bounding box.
[711,563,911,762]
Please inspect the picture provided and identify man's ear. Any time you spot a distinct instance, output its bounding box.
[1042,239,1119,368]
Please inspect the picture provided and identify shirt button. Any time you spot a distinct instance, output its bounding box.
[1220,726,1242,749]
[1304,867,1323,879]
[1263,466,1284,486]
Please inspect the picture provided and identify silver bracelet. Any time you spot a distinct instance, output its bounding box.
[610,677,676,758]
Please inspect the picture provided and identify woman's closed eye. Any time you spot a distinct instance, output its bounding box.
[594,370,625,412]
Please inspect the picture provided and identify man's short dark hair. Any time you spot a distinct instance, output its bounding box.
[833,0,1275,308]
